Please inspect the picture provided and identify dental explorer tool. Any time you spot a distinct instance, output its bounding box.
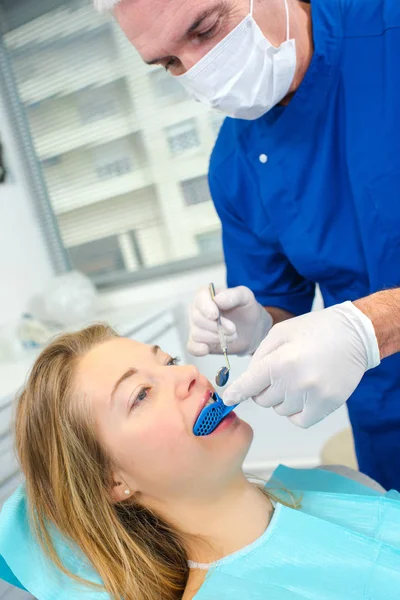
[209,282,230,387]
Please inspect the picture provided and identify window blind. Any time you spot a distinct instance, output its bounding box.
[0,0,225,286]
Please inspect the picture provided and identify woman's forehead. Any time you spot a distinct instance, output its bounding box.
[79,338,154,378]
[73,338,156,405]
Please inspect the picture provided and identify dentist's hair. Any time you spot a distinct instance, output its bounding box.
[14,324,292,600]
[93,0,123,12]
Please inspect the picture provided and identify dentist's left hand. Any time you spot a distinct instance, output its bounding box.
[187,285,273,356]
[223,301,381,428]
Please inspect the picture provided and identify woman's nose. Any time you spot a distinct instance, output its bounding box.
[173,365,200,399]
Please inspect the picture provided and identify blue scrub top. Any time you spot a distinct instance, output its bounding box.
[209,0,400,430]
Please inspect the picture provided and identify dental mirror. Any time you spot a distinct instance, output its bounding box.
[216,366,230,387]
[209,282,230,387]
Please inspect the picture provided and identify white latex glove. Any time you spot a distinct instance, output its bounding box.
[223,301,381,428]
[187,285,273,357]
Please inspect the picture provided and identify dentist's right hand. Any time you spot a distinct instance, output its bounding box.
[187,285,273,357]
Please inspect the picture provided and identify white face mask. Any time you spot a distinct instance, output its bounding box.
[177,0,296,120]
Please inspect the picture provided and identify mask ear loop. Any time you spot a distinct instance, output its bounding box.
[283,0,290,40]
[251,0,290,40]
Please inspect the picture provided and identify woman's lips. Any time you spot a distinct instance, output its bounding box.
[208,410,238,435]
[194,389,215,424]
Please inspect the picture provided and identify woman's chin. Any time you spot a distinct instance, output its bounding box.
[218,414,253,440]
[212,416,254,459]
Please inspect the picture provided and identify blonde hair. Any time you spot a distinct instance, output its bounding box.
[14,324,297,600]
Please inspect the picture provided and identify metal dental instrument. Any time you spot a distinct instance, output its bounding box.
[209,282,230,387]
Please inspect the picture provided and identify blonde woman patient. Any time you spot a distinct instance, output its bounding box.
[0,325,399,600]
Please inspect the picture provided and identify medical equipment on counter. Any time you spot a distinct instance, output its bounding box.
[0,315,55,361]
[193,391,238,436]
[209,283,230,387]
[18,314,54,349]
[44,271,97,326]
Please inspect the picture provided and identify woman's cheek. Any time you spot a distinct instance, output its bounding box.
[138,419,179,454]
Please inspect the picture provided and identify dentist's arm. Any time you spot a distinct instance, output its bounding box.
[264,306,294,326]
[355,288,400,359]
[222,289,400,428]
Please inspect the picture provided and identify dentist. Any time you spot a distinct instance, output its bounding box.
[95,0,400,491]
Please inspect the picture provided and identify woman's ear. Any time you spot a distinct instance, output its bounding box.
[109,474,136,503]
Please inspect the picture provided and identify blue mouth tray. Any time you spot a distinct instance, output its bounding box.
[193,392,238,436]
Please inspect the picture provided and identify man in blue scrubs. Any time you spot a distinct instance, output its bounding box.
[99,0,400,490]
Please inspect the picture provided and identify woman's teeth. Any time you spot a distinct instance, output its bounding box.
[207,392,216,405]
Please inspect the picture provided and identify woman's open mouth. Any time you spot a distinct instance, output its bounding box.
[194,389,216,424]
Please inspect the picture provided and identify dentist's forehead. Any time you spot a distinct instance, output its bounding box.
[115,0,236,61]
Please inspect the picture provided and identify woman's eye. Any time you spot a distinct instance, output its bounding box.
[130,386,151,411]
[129,358,180,411]
[167,356,181,366]
[137,387,150,401]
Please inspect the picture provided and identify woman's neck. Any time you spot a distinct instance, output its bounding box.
[178,477,274,600]
[190,483,273,564]
[155,475,274,565]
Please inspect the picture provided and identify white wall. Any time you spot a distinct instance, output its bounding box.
[0,88,53,327]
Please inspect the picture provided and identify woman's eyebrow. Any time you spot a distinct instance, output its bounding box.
[110,346,161,406]
[111,368,138,407]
